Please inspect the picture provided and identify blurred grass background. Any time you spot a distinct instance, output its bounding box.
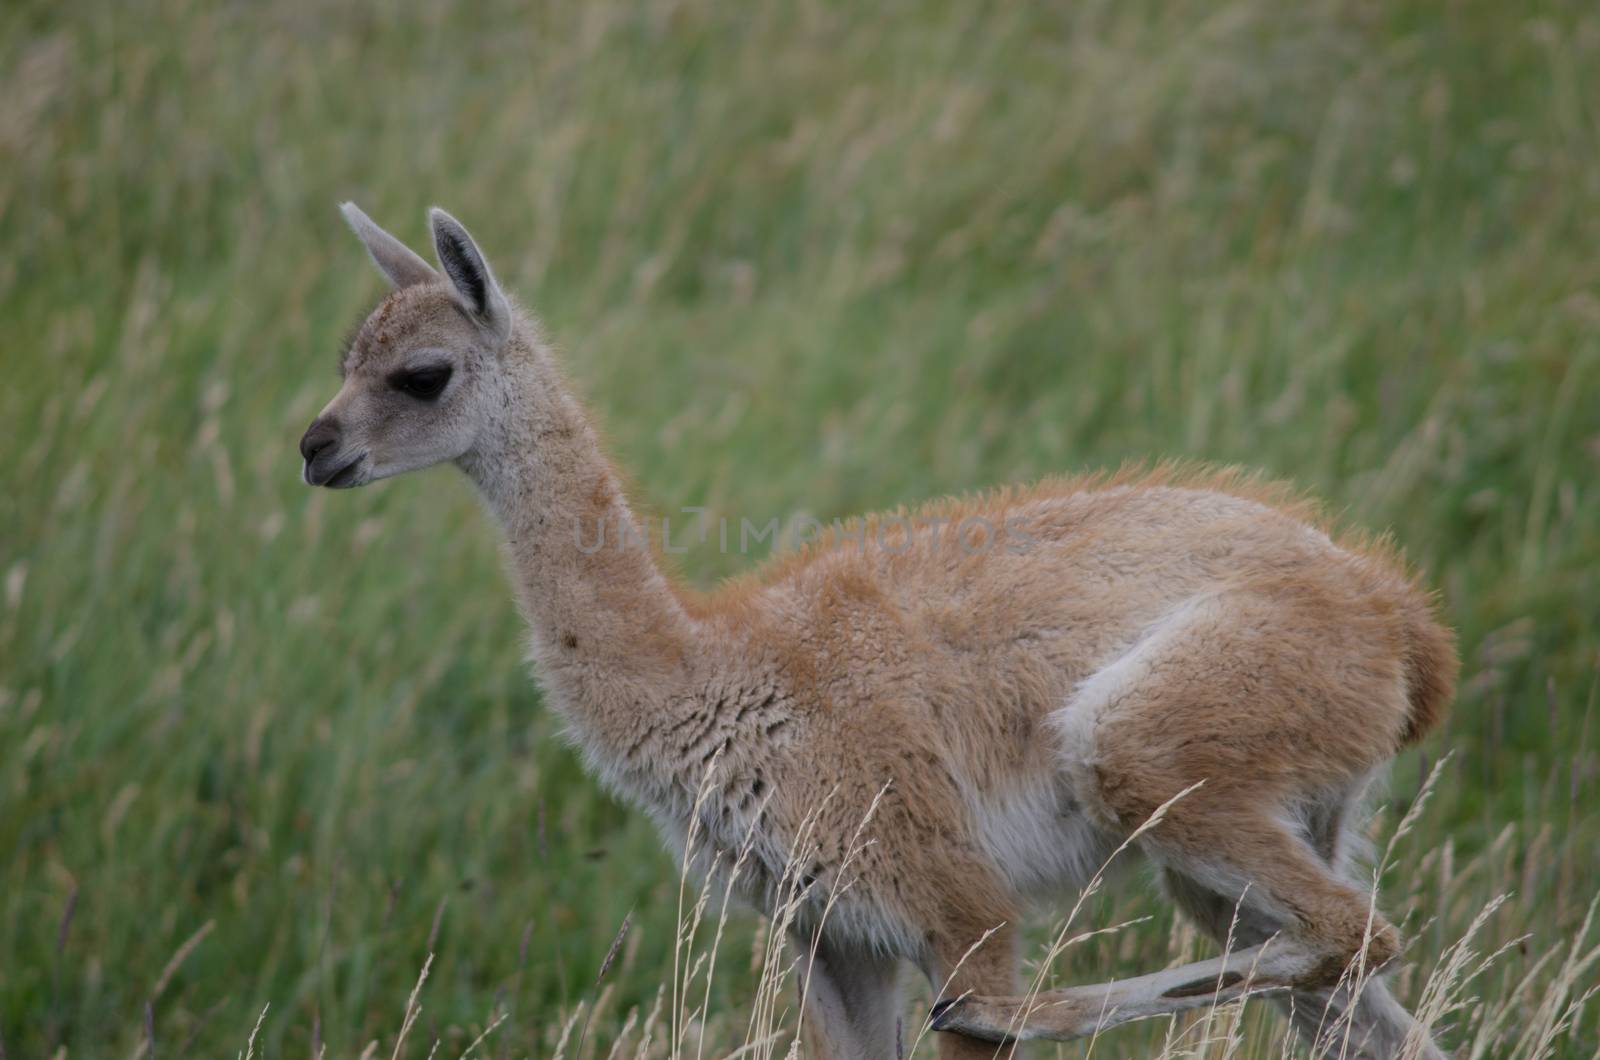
[3,0,1599,1055]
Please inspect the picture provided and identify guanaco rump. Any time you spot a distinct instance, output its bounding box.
[300,204,1457,1059]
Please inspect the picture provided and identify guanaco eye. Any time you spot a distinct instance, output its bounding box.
[392,366,452,400]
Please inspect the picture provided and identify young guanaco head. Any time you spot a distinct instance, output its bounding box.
[299,204,516,489]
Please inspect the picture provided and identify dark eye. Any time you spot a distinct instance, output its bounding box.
[393,366,452,400]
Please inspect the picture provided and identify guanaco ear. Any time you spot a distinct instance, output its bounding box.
[429,207,511,342]
[340,202,438,289]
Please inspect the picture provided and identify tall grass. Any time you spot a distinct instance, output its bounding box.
[2,0,1597,1055]
[236,760,1600,1058]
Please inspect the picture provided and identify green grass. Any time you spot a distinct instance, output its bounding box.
[3,0,1599,1055]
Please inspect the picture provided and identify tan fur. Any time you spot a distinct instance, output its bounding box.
[304,206,1459,1059]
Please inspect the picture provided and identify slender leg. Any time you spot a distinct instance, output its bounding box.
[924,918,1021,1060]
[933,813,1403,1045]
[931,935,1314,1042]
[1165,867,1443,1058]
[1284,979,1446,1060]
[792,928,902,1060]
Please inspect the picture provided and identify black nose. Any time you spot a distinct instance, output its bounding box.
[299,417,340,462]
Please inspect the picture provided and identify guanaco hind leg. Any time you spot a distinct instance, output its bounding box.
[931,814,1403,1048]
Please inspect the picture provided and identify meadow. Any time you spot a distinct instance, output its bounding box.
[2,0,1599,1055]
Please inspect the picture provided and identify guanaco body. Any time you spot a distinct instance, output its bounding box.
[300,205,1456,1058]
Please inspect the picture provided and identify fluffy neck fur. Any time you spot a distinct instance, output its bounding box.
[457,313,698,756]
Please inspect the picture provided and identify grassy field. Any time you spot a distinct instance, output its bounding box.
[4,0,1600,1055]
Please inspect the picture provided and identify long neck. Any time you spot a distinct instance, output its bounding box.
[459,321,696,743]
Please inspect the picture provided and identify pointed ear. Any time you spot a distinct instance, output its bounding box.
[429,207,512,342]
[340,202,438,289]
